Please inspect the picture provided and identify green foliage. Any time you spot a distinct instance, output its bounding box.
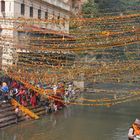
[82,0,98,18]
[121,0,140,5]
[82,0,140,15]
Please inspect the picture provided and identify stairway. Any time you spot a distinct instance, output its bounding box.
[27,101,46,117]
[0,100,47,128]
[0,102,25,128]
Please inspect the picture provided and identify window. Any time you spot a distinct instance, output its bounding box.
[58,14,60,20]
[21,3,25,15]
[63,17,65,27]
[57,14,60,24]
[52,11,55,23]
[38,9,41,19]
[30,6,33,17]
[72,0,75,8]
[45,11,48,19]
[1,1,5,12]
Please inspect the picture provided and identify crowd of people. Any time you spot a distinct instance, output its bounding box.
[0,76,79,115]
[0,79,42,107]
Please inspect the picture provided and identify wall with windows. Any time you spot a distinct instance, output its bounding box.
[0,0,71,69]
[13,0,70,33]
[0,0,14,17]
[0,0,70,33]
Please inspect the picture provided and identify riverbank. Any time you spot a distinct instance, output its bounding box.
[0,75,82,128]
[1,99,140,140]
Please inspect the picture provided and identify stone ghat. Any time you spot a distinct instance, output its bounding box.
[0,100,47,129]
[0,101,25,128]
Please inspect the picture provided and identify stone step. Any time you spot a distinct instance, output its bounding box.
[0,115,16,123]
[26,104,46,117]
[18,116,26,122]
[27,105,42,110]
[0,115,26,128]
[0,102,12,108]
[0,106,14,113]
[0,100,46,128]
[0,119,16,128]
[36,110,46,116]
[0,115,27,128]
[32,107,45,113]
[0,111,15,119]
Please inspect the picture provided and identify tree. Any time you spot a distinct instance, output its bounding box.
[82,0,98,18]
[96,0,124,12]
[82,0,140,14]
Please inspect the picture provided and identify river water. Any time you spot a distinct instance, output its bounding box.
[1,83,140,140]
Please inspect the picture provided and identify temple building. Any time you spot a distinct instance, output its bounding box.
[0,0,77,69]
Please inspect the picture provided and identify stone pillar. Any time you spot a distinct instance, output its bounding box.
[0,20,16,70]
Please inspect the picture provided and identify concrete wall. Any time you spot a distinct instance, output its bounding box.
[0,20,16,69]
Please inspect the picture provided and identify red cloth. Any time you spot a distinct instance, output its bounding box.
[11,81,18,88]
[30,95,37,107]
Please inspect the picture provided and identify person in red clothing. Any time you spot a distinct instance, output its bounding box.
[11,81,19,89]
[21,94,27,107]
[35,92,40,105]
[30,93,37,107]
[52,94,65,110]
[16,88,25,103]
